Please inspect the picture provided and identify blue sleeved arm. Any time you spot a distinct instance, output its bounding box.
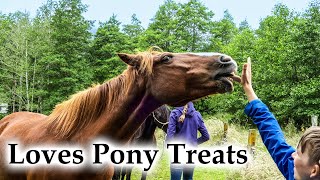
[244,99,295,180]
[196,112,210,145]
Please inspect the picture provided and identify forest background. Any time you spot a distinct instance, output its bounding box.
[0,0,320,129]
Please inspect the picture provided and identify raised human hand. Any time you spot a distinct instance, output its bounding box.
[241,57,252,89]
[241,57,258,101]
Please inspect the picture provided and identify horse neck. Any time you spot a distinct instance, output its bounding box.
[75,73,162,143]
[112,91,161,142]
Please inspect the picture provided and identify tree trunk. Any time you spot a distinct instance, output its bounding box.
[25,39,30,111]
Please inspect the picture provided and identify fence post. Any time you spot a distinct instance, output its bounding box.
[311,115,318,126]
[248,129,257,156]
[222,122,228,143]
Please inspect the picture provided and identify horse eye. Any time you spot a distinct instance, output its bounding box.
[161,55,172,63]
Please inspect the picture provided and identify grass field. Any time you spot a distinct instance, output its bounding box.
[130,116,302,180]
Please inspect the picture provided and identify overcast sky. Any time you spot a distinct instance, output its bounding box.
[0,0,311,29]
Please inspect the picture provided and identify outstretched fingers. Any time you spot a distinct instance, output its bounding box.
[241,57,252,86]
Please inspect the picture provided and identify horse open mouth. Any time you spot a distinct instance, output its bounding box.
[216,71,241,82]
[215,72,241,88]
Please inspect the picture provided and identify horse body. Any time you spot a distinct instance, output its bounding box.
[0,51,240,179]
[0,112,48,142]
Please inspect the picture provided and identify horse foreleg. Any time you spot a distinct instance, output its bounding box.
[126,167,134,180]
[141,171,147,180]
[120,166,126,180]
[112,167,121,180]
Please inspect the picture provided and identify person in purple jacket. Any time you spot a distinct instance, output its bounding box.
[166,101,209,180]
[241,58,320,180]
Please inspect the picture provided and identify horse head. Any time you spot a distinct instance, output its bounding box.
[152,105,170,133]
[118,52,240,107]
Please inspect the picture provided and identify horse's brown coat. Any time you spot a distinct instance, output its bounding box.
[0,50,239,180]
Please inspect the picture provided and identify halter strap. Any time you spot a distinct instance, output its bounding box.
[152,112,168,130]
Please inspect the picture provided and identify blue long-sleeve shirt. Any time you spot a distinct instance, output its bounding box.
[166,102,209,147]
[245,99,295,180]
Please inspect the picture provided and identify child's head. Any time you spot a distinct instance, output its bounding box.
[292,126,320,180]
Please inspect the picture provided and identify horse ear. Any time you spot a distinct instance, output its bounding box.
[117,53,140,67]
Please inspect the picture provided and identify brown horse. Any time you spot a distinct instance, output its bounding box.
[0,50,241,180]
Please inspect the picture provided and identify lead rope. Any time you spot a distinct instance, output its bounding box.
[152,112,170,159]
[152,112,169,130]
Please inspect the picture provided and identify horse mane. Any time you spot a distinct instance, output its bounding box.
[46,49,163,138]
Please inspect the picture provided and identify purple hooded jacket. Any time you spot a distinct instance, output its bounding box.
[166,102,210,146]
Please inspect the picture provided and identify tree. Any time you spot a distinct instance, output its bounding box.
[0,13,14,112]
[143,0,214,52]
[90,15,130,82]
[29,0,56,112]
[253,4,301,124]
[287,1,320,125]
[175,0,214,51]
[141,0,179,51]
[122,14,145,51]
[40,0,93,113]
[0,12,35,112]
[239,19,250,32]
[209,10,238,52]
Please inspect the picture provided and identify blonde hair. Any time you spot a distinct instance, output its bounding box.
[178,104,189,123]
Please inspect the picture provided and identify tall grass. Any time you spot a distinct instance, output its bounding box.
[131,116,301,180]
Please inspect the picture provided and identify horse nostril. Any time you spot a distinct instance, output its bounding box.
[220,56,231,63]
